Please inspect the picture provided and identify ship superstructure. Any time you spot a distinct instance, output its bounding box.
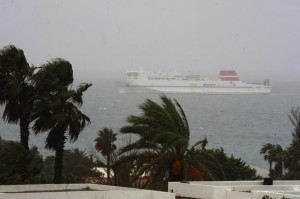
[117,70,271,94]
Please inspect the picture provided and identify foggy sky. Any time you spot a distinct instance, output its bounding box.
[1,0,300,84]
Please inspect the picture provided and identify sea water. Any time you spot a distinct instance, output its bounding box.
[0,79,299,169]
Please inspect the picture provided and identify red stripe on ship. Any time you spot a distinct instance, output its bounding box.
[219,70,240,81]
[220,70,237,76]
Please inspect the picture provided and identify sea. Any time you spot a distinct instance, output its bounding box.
[0,79,300,170]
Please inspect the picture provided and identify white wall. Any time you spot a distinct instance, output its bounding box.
[1,190,175,199]
[226,190,251,199]
[0,184,175,199]
[169,182,216,199]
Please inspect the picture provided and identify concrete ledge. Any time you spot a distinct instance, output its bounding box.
[0,184,137,193]
[0,184,175,199]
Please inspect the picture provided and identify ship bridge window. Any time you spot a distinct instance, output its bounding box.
[204,84,216,87]
[128,72,138,79]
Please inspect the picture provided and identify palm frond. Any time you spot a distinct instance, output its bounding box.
[190,137,208,151]
[118,95,223,182]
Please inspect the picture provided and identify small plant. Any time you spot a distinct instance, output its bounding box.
[179,180,189,183]
[261,195,290,199]
[262,195,272,199]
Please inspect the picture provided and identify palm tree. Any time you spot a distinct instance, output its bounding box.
[260,143,284,177]
[260,143,276,172]
[273,144,284,176]
[94,127,117,183]
[119,95,224,189]
[32,58,91,183]
[0,45,36,150]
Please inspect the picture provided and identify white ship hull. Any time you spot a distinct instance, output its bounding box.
[117,70,271,94]
[118,84,270,94]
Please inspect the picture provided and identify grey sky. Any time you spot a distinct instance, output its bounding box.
[1,0,300,84]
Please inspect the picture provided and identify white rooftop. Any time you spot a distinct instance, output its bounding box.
[169,180,300,199]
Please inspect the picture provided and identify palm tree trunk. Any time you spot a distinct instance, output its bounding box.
[107,154,110,184]
[54,135,65,184]
[20,117,30,150]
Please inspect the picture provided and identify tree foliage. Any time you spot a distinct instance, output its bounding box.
[35,149,98,183]
[0,45,92,185]
[0,137,43,184]
[285,108,300,169]
[207,148,259,180]
[261,107,300,179]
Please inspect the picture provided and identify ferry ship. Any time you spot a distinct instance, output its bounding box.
[117,70,271,94]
